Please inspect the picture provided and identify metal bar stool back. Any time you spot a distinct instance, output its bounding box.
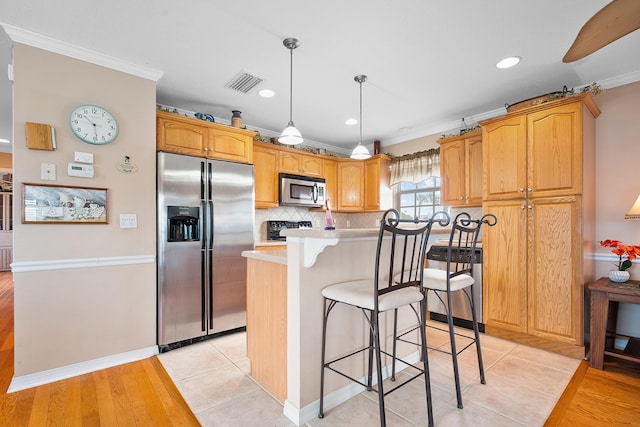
[318,209,443,427]
[423,212,497,409]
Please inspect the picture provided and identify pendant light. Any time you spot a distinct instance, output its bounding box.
[279,37,303,145]
[350,75,372,160]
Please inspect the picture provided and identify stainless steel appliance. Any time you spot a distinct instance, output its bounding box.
[157,152,255,351]
[426,240,484,332]
[279,173,326,207]
[266,220,312,241]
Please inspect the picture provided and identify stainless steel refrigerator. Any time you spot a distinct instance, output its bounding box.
[157,152,255,350]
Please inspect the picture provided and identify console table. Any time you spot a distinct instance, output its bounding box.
[589,277,640,369]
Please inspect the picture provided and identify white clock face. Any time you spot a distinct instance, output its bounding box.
[70,104,119,145]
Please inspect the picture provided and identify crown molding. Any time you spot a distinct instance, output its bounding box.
[1,23,164,82]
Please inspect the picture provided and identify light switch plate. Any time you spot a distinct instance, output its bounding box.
[120,213,137,228]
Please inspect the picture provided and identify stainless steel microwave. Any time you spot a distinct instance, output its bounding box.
[279,173,326,207]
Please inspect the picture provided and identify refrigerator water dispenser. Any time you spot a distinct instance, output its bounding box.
[167,206,199,242]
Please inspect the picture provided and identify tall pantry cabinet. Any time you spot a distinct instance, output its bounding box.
[480,93,600,358]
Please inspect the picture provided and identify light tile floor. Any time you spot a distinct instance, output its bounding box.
[158,322,581,426]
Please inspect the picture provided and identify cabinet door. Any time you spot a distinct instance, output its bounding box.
[483,116,527,201]
[253,145,279,208]
[278,151,303,175]
[466,134,483,206]
[527,102,582,198]
[208,128,253,164]
[527,196,582,344]
[440,139,466,206]
[482,199,528,333]
[337,161,364,211]
[323,158,338,208]
[157,117,207,156]
[279,151,322,177]
[364,156,391,211]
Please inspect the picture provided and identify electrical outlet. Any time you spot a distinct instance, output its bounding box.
[346,220,351,228]
[40,163,56,181]
[119,213,137,228]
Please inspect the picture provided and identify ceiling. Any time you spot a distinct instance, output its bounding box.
[0,0,639,156]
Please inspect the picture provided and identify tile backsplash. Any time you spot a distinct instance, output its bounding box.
[255,206,484,241]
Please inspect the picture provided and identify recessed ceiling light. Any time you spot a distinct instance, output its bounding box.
[0,139,9,144]
[345,118,358,125]
[258,89,275,98]
[496,56,521,69]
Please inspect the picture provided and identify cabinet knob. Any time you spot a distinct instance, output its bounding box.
[519,188,525,192]
[204,147,208,151]
[465,195,469,200]
[459,196,465,200]
[520,205,526,210]
[527,187,533,192]
[528,205,533,209]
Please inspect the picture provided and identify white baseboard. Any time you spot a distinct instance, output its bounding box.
[7,345,158,393]
[283,350,421,426]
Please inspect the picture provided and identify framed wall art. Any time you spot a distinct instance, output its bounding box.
[22,183,108,224]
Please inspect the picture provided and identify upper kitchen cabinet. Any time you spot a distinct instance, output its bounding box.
[278,150,323,177]
[323,158,338,209]
[364,154,392,211]
[337,160,364,211]
[438,129,482,207]
[157,111,255,164]
[336,154,391,212]
[253,142,279,209]
[482,94,600,201]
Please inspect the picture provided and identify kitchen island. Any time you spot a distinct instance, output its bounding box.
[242,227,448,425]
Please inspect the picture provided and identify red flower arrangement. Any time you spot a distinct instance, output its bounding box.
[600,240,640,271]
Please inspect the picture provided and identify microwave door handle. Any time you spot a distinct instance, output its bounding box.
[313,183,318,203]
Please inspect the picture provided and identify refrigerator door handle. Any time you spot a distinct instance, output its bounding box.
[208,200,214,329]
[200,161,206,200]
[201,251,206,331]
[209,201,214,249]
[200,201,206,250]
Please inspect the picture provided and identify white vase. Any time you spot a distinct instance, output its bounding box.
[609,270,630,283]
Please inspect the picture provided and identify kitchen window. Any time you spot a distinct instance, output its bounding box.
[395,176,444,220]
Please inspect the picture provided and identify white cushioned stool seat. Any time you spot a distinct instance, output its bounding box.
[322,279,424,312]
[422,268,475,291]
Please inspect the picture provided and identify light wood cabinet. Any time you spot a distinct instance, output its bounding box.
[337,160,364,211]
[246,257,287,402]
[323,158,338,208]
[278,151,322,177]
[157,111,255,163]
[480,94,600,358]
[253,144,279,209]
[364,155,392,211]
[438,129,483,207]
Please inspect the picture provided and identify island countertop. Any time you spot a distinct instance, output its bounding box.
[281,226,451,239]
[242,249,287,265]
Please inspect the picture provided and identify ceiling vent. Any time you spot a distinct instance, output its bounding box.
[225,70,264,94]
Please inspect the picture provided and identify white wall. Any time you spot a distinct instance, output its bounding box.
[11,43,158,377]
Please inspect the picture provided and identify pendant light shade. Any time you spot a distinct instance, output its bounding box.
[279,38,303,145]
[350,74,372,160]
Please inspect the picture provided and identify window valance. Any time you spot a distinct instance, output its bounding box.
[389,148,440,185]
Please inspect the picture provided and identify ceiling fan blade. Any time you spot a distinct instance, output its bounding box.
[563,0,640,63]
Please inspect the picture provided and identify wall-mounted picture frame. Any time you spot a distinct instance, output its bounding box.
[22,183,108,224]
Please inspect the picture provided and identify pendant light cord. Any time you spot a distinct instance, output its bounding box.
[359,79,363,144]
[289,46,294,124]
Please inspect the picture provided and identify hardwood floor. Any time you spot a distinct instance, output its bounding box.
[0,272,199,426]
[2,270,640,426]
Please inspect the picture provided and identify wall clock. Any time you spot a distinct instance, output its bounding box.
[69,104,119,145]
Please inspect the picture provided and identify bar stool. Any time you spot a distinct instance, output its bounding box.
[318,209,441,427]
[422,212,497,409]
